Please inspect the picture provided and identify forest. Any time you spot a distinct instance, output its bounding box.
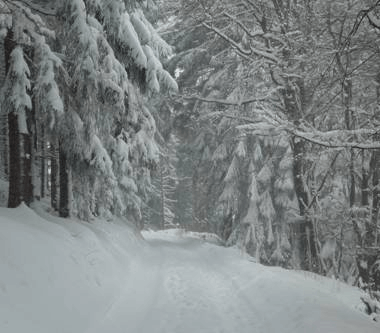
[0,0,380,305]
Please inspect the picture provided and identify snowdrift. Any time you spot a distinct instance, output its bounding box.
[0,204,143,333]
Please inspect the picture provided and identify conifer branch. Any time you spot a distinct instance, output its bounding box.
[180,94,272,106]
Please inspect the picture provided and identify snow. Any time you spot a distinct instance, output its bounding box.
[0,205,379,333]
[212,143,227,161]
[119,12,147,69]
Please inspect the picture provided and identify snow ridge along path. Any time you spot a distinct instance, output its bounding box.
[0,206,379,333]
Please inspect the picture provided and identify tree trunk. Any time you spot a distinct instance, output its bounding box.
[50,140,59,210]
[7,112,21,208]
[349,147,358,239]
[337,55,363,246]
[0,41,8,179]
[371,145,380,247]
[370,73,380,247]
[221,209,233,242]
[159,158,165,229]
[291,136,318,270]
[40,126,45,199]
[283,78,318,271]
[20,131,33,206]
[59,143,70,217]
[4,29,21,208]
[0,114,8,180]
[4,29,33,207]
[361,150,370,208]
[361,149,373,246]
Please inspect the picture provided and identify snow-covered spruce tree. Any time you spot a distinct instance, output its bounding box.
[172,143,193,228]
[56,0,177,222]
[230,135,294,266]
[1,44,32,207]
[33,37,64,202]
[0,1,59,208]
[147,132,178,229]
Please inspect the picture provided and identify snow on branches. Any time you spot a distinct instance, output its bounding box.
[1,46,31,134]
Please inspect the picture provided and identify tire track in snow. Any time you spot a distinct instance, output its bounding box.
[85,236,277,333]
[199,254,269,333]
[160,243,269,333]
[84,247,165,333]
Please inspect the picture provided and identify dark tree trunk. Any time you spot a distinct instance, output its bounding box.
[0,42,8,178]
[4,29,33,207]
[22,50,35,206]
[0,114,8,178]
[371,142,380,247]
[4,29,21,208]
[7,112,21,208]
[370,73,380,247]
[283,78,318,271]
[349,148,359,238]
[40,126,45,199]
[361,150,370,208]
[20,132,33,205]
[159,158,165,229]
[221,210,233,242]
[361,150,373,246]
[291,136,318,271]
[59,144,69,217]
[50,141,59,210]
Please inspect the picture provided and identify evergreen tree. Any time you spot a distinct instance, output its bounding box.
[0,0,177,228]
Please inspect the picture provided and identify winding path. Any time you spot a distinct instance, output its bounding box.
[87,231,379,333]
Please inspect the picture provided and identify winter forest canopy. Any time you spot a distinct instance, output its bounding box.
[1,0,380,309]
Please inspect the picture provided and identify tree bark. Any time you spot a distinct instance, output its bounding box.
[0,41,8,179]
[361,150,370,208]
[40,126,45,199]
[4,29,33,207]
[370,73,380,247]
[291,136,318,270]
[7,112,21,208]
[20,131,33,206]
[4,29,21,208]
[59,143,70,217]
[283,78,318,271]
[159,158,165,229]
[50,140,59,210]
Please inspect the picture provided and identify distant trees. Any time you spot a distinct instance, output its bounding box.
[162,0,380,285]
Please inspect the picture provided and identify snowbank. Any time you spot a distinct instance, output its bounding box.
[0,204,142,333]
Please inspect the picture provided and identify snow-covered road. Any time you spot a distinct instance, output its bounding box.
[89,230,379,333]
[0,206,379,333]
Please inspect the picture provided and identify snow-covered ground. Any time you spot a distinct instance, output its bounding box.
[0,205,379,333]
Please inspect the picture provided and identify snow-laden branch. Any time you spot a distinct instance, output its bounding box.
[202,22,279,64]
[222,11,262,39]
[180,93,273,106]
[202,22,251,56]
[217,112,380,150]
[4,0,56,16]
[222,12,287,48]
[4,0,55,38]
[289,129,380,149]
